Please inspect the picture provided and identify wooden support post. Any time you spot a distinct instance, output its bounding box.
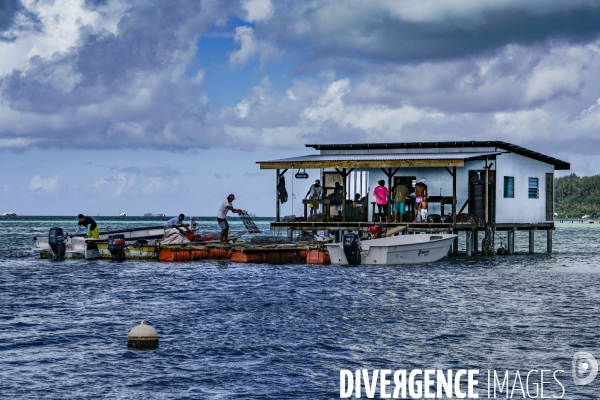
[529,230,535,254]
[276,169,281,222]
[287,228,293,240]
[342,168,347,222]
[547,230,552,253]
[473,231,479,253]
[453,235,459,255]
[484,158,489,223]
[508,230,514,255]
[387,168,392,222]
[466,231,472,256]
[452,166,457,224]
[379,167,399,223]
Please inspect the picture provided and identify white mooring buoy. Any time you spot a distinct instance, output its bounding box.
[127,320,159,349]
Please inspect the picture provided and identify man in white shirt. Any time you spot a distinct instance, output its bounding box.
[217,194,240,244]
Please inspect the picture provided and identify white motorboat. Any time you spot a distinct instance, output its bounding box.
[33,225,167,259]
[2,212,17,216]
[326,233,457,265]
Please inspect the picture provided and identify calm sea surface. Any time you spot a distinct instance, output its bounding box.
[1,217,599,399]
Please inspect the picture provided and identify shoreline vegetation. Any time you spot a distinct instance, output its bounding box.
[555,174,600,218]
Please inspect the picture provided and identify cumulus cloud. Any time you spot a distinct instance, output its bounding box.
[29,174,62,193]
[1,0,600,158]
[109,165,142,174]
[143,164,181,177]
[142,177,179,194]
[93,172,136,197]
[242,0,273,23]
[229,26,257,68]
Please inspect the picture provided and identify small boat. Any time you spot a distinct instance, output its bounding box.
[2,212,17,216]
[33,225,167,259]
[119,212,127,216]
[325,233,457,265]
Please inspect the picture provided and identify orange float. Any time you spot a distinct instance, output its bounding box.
[230,250,305,264]
[158,248,230,262]
[306,249,331,265]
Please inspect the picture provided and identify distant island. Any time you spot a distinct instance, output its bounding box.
[555,174,600,218]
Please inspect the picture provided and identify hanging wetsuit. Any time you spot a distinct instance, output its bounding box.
[277,176,288,204]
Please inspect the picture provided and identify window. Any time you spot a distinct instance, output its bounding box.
[528,178,539,199]
[504,177,514,198]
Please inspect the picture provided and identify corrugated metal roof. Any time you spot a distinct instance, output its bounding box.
[259,151,501,163]
[304,141,570,170]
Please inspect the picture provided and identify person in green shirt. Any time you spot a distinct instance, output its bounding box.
[391,182,410,222]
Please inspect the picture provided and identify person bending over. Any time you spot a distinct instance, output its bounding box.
[165,214,185,228]
[77,214,99,239]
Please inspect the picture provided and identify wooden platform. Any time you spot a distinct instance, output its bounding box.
[270,221,555,232]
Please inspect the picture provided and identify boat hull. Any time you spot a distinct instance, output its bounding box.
[326,233,457,265]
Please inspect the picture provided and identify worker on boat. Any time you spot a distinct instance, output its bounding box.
[77,214,100,239]
[413,178,428,222]
[217,194,240,245]
[165,214,185,228]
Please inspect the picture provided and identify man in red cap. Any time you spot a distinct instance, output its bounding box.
[217,194,240,244]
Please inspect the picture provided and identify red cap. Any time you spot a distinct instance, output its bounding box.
[228,194,236,200]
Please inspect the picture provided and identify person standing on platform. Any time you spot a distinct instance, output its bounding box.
[419,197,429,223]
[165,214,185,228]
[391,182,409,222]
[77,214,99,239]
[373,180,389,222]
[217,194,240,245]
[305,179,323,217]
[413,178,428,222]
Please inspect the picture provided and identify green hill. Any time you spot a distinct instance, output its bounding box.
[555,174,600,218]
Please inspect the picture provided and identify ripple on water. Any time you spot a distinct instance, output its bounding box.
[1,220,599,398]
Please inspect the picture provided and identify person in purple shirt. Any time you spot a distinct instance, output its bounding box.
[165,214,185,228]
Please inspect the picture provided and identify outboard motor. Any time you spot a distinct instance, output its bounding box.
[48,227,65,260]
[426,214,442,223]
[440,215,453,223]
[343,233,361,265]
[108,234,126,261]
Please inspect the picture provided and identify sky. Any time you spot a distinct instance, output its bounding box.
[2,0,600,217]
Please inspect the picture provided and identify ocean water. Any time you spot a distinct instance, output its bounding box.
[1,217,599,399]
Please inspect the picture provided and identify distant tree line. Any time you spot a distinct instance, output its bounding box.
[555,174,600,218]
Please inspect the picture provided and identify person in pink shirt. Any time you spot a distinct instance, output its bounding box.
[373,180,389,222]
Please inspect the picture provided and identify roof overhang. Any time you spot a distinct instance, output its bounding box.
[257,152,501,169]
[304,141,570,170]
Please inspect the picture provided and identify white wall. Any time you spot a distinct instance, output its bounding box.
[495,153,553,223]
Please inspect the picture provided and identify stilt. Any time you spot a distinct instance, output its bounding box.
[508,230,514,255]
[466,231,472,256]
[453,235,459,255]
[529,230,535,254]
[287,229,293,240]
[473,231,479,253]
[334,231,340,243]
[547,230,552,253]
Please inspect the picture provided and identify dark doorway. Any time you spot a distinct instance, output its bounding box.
[468,170,496,222]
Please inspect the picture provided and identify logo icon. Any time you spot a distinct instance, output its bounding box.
[572,352,598,385]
